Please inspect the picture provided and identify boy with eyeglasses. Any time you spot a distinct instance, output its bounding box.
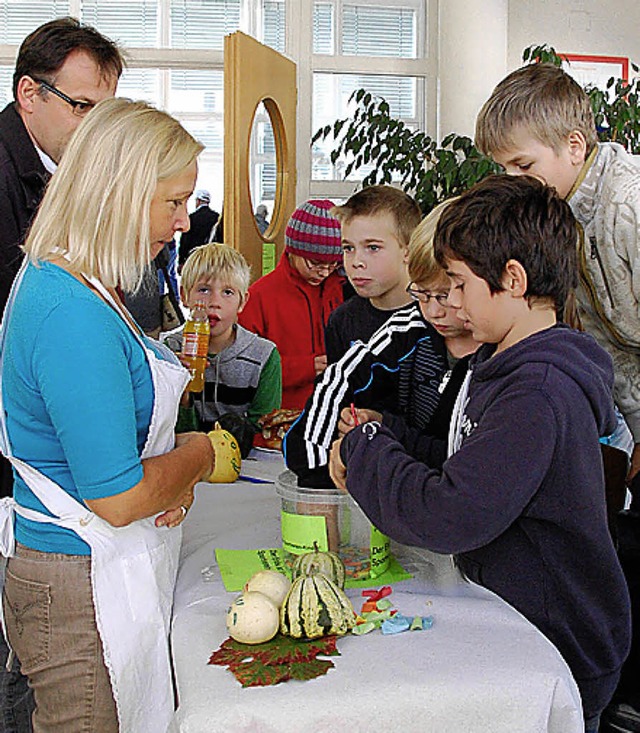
[286,198,477,486]
[331,176,631,733]
[239,199,344,410]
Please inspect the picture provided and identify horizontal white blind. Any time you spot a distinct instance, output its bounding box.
[0,65,12,106]
[313,2,334,54]
[342,4,416,58]
[262,0,284,53]
[312,71,418,180]
[0,1,69,44]
[81,0,159,47]
[170,0,240,49]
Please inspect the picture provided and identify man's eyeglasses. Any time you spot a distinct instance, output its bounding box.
[406,283,450,306]
[302,257,339,273]
[34,78,96,117]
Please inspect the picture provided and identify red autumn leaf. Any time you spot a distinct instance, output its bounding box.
[209,634,342,687]
[251,635,339,665]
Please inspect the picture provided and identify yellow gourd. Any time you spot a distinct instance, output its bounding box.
[207,424,241,483]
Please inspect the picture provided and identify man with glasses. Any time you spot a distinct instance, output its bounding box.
[0,17,122,732]
[0,17,122,320]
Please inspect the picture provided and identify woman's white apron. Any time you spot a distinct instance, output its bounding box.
[0,260,189,733]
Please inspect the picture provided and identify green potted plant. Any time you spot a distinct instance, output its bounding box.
[313,45,640,213]
[312,91,499,215]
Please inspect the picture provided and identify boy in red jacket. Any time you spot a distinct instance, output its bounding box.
[239,200,344,409]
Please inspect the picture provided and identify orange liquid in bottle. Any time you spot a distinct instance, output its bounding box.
[182,301,210,392]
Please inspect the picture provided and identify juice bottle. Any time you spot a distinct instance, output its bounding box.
[181,300,210,392]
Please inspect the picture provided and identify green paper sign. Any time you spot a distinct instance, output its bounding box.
[262,242,276,275]
[370,526,391,577]
[214,547,412,592]
[280,510,328,555]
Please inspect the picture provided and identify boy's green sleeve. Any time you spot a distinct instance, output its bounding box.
[248,348,282,425]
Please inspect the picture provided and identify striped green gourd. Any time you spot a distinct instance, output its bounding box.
[292,542,346,589]
[280,572,355,639]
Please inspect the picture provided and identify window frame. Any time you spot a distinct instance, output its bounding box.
[0,0,435,205]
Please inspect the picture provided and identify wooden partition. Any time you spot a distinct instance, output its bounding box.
[224,31,297,280]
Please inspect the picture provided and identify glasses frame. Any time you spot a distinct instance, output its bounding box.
[34,78,96,117]
[302,256,339,273]
[406,283,450,306]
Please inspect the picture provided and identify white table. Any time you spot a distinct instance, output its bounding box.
[170,453,584,733]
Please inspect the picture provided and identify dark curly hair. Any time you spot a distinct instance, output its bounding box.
[434,174,578,311]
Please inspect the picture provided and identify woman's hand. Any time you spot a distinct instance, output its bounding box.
[155,487,194,528]
[175,431,215,481]
[337,406,382,437]
[86,431,214,527]
[329,437,348,492]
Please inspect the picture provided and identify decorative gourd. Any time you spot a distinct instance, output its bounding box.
[244,570,291,608]
[207,424,241,483]
[292,542,346,589]
[226,591,279,644]
[280,572,355,639]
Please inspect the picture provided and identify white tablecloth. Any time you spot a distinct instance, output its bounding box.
[170,453,584,733]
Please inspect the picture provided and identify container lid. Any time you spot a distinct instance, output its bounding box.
[275,469,350,505]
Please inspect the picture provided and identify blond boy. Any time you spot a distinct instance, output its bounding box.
[325,184,422,362]
[475,62,640,481]
[164,243,281,453]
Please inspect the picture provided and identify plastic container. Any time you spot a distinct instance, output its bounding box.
[275,470,390,580]
[181,300,210,392]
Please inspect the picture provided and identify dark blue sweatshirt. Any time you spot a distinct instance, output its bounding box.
[341,324,631,720]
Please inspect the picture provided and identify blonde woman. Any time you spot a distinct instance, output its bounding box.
[0,98,214,732]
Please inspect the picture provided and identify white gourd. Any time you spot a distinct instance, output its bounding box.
[226,591,279,644]
[244,570,291,608]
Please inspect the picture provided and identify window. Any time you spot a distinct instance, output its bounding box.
[307,0,432,199]
[0,1,432,208]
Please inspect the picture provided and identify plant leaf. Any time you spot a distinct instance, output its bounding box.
[209,635,341,688]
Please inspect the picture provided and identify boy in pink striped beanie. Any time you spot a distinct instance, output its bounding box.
[239,199,345,411]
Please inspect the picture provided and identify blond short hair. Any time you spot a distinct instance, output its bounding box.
[331,185,422,248]
[407,198,458,285]
[475,63,598,156]
[181,243,251,298]
[24,98,203,291]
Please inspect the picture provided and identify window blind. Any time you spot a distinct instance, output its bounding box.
[342,5,416,58]
[81,0,159,47]
[262,0,285,53]
[170,0,240,49]
[313,3,334,54]
[0,1,68,44]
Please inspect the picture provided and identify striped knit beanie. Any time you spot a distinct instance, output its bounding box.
[285,199,342,262]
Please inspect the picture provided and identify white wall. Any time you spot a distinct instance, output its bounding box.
[442,0,640,143]
[507,0,640,73]
[438,0,508,139]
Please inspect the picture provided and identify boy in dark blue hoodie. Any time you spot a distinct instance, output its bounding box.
[329,175,631,733]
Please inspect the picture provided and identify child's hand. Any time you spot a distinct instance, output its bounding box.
[338,406,382,436]
[314,354,328,375]
[329,437,348,492]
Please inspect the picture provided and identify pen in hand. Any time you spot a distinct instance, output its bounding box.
[350,402,360,427]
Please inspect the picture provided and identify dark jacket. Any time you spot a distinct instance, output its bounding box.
[285,304,448,487]
[341,324,631,720]
[178,205,219,266]
[0,103,50,314]
[0,103,50,499]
